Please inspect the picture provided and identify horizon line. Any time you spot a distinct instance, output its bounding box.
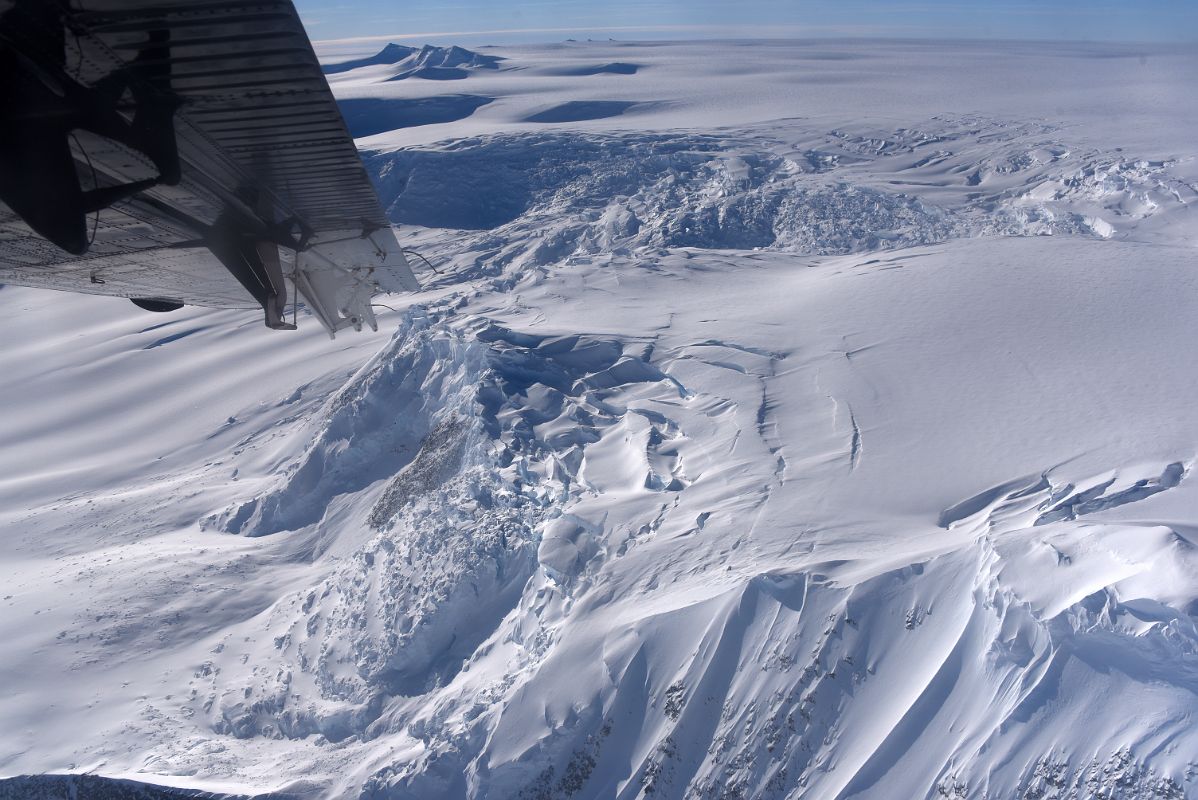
[312,26,1198,49]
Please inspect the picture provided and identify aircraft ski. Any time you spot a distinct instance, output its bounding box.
[0,0,419,336]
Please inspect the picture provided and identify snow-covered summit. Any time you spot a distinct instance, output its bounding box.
[322,42,418,74]
[323,43,504,81]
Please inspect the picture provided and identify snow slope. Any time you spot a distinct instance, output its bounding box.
[3,39,1198,800]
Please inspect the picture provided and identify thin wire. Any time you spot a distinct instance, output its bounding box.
[70,133,100,247]
[371,303,398,313]
[291,252,300,327]
[402,247,442,275]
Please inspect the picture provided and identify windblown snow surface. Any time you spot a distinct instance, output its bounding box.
[3,39,1198,800]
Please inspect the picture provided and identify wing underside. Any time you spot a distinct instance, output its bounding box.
[0,0,418,335]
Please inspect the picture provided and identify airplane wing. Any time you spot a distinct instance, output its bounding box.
[0,0,419,336]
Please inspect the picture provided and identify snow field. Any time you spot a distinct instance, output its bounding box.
[3,38,1198,800]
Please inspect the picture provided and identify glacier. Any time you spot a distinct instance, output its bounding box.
[2,38,1198,800]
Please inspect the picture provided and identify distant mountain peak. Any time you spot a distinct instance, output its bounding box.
[409,44,503,70]
[323,43,503,77]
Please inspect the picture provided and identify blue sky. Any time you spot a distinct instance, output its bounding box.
[297,0,1198,44]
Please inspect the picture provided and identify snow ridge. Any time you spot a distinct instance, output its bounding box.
[194,314,691,756]
[323,44,503,80]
